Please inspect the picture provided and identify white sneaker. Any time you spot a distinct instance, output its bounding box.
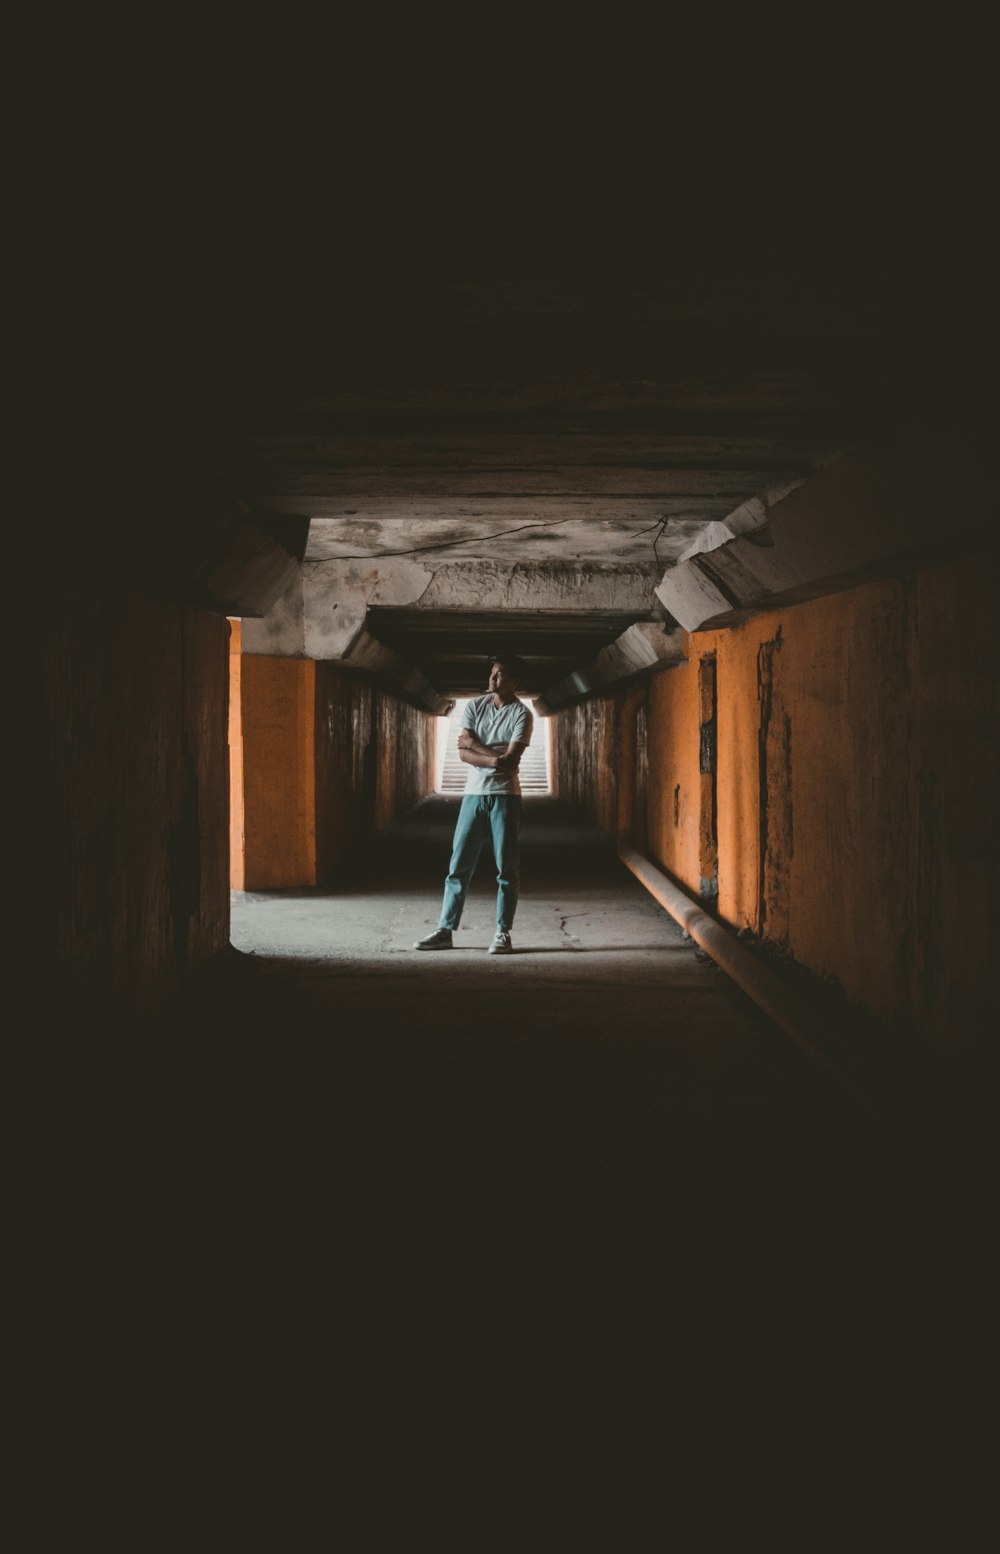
[489,930,513,955]
[414,928,453,951]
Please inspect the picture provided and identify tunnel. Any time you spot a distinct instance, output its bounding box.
[21,69,997,1550]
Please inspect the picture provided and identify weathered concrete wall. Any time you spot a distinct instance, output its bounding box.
[553,552,998,1058]
[373,684,435,833]
[22,571,230,1047]
[549,695,617,838]
[242,658,435,889]
[316,665,433,875]
[314,666,376,885]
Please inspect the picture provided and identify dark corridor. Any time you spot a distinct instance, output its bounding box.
[21,36,998,1544]
[46,800,994,1545]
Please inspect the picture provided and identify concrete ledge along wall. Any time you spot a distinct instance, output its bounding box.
[241,657,436,890]
[551,551,999,1059]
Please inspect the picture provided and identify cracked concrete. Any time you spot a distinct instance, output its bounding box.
[243,558,659,665]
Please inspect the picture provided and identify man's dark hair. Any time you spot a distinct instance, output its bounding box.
[490,653,526,681]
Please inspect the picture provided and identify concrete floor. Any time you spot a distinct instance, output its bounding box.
[51,800,991,1547]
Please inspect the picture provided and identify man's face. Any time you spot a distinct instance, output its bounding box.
[488,661,519,699]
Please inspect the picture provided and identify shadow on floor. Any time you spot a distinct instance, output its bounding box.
[44,799,995,1547]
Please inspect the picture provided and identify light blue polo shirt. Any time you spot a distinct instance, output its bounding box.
[461,695,533,795]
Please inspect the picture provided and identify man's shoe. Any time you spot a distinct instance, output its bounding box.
[414,928,453,951]
[489,930,513,955]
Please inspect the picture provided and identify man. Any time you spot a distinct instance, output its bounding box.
[414,655,533,955]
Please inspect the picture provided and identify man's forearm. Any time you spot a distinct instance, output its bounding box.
[457,730,523,770]
[458,730,494,758]
[458,730,503,767]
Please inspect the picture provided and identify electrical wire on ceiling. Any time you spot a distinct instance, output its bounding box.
[306,516,573,560]
[651,515,672,570]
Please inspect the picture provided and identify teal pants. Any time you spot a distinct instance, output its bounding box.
[439,795,522,931]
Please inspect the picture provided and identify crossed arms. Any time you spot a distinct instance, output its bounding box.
[458,728,527,771]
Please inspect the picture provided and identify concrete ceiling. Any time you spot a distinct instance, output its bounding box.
[226,266,869,578]
[227,259,878,695]
[213,101,983,700]
[46,18,991,710]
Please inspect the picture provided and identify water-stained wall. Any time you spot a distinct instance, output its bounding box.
[241,658,436,889]
[315,664,434,879]
[548,693,616,836]
[552,552,998,1058]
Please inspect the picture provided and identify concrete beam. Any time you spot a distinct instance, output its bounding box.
[173,504,310,617]
[244,558,660,663]
[536,621,685,713]
[338,630,454,715]
[671,475,808,563]
[239,569,306,655]
[655,433,989,632]
[303,503,730,567]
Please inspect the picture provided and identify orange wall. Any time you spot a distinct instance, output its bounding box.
[705,555,997,1051]
[711,630,762,935]
[242,657,436,890]
[553,552,998,1058]
[698,580,925,1023]
[242,658,317,889]
[647,659,704,893]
